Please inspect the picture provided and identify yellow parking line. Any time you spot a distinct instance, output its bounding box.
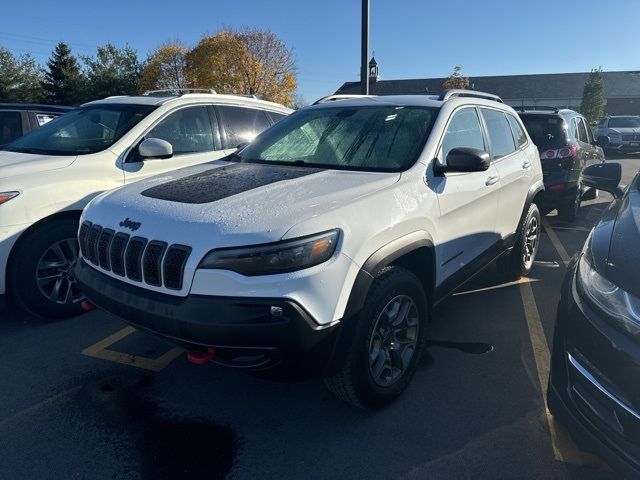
[82,326,183,372]
[541,218,571,265]
[519,281,599,465]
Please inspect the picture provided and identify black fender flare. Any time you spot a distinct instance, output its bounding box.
[514,181,545,244]
[324,232,435,376]
[342,231,435,319]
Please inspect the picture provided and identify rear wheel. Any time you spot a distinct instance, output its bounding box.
[498,203,541,280]
[324,266,428,409]
[557,184,581,222]
[8,218,85,319]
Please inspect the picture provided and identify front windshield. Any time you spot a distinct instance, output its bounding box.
[1,104,156,156]
[609,117,640,129]
[237,105,439,172]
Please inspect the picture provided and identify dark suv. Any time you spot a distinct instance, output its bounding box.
[0,103,72,145]
[517,108,605,221]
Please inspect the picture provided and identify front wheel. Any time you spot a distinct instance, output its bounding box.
[498,203,541,280]
[324,266,428,408]
[8,218,85,319]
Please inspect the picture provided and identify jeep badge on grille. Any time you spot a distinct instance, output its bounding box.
[119,218,141,232]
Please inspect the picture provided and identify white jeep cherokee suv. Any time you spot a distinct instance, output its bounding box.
[75,91,544,407]
[0,90,291,317]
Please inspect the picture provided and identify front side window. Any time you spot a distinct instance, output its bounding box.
[146,106,214,155]
[480,108,517,159]
[577,118,589,143]
[0,111,23,144]
[36,113,58,126]
[1,104,155,156]
[441,108,485,161]
[507,114,527,148]
[219,106,272,147]
[238,105,439,172]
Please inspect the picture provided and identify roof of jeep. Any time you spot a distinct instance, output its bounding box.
[306,94,521,111]
[309,95,445,109]
[81,94,292,112]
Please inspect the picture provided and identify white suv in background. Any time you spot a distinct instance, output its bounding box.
[75,91,544,408]
[0,90,292,318]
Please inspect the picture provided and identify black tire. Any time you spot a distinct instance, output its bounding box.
[557,185,581,222]
[323,266,428,409]
[497,203,541,280]
[8,217,85,319]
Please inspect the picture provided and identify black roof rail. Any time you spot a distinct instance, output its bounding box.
[512,105,562,113]
[439,89,503,103]
[312,94,376,105]
[142,88,217,96]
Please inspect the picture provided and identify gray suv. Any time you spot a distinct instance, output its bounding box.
[595,115,640,152]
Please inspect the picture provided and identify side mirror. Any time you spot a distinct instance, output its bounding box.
[596,135,610,148]
[581,162,623,199]
[437,147,491,174]
[138,138,173,159]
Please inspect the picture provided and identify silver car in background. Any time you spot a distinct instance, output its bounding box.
[595,115,640,152]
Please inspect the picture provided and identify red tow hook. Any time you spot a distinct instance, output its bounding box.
[80,300,96,312]
[187,348,215,365]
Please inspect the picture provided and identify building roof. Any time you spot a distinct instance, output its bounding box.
[335,70,640,100]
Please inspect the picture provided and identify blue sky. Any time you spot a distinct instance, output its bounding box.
[2,0,639,102]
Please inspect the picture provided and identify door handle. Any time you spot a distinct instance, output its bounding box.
[522,160,531,169]
[485,175,499,186]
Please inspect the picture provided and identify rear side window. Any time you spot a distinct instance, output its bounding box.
[519,115,567,149]
[218,106,272,147]
[0,111,23,144]
[480,109,516,159]
[507,114,527,147]
[441,108,485,161]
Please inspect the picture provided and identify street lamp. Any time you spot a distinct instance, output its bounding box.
[361,0,369,95]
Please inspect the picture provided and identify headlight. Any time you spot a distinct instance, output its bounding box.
[576,255,640,334]
[0,192,19,205]
[608,131,621,138]
[198,229,340,276]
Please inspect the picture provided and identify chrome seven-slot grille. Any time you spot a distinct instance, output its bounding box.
[78,221,191,290]
[622,134,640,141]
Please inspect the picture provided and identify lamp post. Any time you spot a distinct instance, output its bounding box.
[360,0,369,95]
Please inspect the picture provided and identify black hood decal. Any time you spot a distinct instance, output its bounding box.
[140,163,324,204]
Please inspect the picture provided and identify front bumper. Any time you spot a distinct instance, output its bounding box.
[608,141,640,152]
[549,257,640,478]
[0,223,30,296]
[75,259,342,373]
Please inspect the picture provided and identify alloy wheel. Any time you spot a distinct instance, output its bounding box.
[36,238,85,305]
[523,215,540,270]
[368,295,419,387]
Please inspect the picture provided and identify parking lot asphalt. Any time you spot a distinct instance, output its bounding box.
[0,156,638,480]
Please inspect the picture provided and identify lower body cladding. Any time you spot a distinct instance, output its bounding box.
[549,258,640,478]
[75,259,345,377]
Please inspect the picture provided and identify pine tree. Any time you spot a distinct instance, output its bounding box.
[41,42,85,105]
[580,68,605,124]
[83,43,141,100]
[442,66,469,90]
[0,46,43,102]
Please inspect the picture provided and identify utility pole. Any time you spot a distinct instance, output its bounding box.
[360,0,369,94]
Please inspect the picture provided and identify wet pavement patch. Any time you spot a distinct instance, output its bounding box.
[428,339,494,355]
[87,374,238,480]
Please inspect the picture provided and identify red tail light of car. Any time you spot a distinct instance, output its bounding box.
[540,145,578,160]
